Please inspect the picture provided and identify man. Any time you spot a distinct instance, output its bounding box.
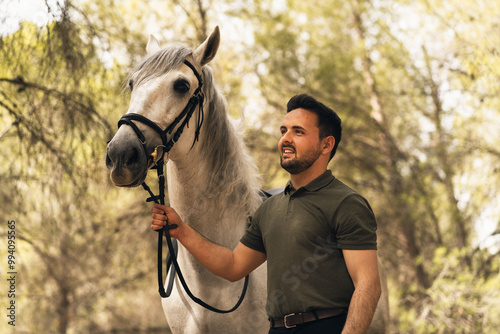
[151,94,381,333]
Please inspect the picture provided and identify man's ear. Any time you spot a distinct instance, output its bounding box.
[321,136,335,155]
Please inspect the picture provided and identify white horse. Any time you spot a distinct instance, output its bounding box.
[106,27,268,333]
[106,26,389,333]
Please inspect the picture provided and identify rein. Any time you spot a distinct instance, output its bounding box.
[117,59,249,313]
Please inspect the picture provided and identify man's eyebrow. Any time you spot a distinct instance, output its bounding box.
[280,125,306,131]
[292,125,306,131]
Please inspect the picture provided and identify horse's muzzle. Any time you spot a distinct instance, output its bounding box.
[106,136,149,187]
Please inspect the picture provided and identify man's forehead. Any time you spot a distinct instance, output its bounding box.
[282,108,319,128]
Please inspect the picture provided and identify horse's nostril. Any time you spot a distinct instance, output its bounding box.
[105,153,113,169]
[126,147,141,166]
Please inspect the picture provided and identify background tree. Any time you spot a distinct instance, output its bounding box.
[0,2,168,333]
[1,0,499,333]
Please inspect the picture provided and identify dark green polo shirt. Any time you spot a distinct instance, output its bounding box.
[240,170,377,318]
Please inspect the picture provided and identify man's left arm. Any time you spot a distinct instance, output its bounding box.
[341,249,381,334]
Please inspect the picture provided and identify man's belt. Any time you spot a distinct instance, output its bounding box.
[269,308,346,328]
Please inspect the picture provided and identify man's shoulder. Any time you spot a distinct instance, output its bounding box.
[326,177,361,197]
[317,177,374,213]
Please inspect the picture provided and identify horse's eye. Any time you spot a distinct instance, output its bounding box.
[128,80,133,91]
[174,79,190,94]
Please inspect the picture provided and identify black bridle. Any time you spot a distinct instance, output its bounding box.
[118,60,205,161]
[117,59,249,313]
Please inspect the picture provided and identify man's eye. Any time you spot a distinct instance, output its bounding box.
[174,80,190,94]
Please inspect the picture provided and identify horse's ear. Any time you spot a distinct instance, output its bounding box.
[146,34,161,55]
[193,26,220,66]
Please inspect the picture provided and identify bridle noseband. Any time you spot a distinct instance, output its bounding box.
[115,59,248,313]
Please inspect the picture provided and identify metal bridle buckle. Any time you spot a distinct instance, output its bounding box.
[284,313,297,328]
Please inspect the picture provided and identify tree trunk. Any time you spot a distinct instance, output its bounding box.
[352,0,431,289]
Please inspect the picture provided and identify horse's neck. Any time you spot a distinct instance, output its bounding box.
[166,148,251,248]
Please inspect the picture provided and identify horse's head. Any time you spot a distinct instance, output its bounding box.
[106,27,220,187]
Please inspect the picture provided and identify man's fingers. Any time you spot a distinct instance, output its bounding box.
[152,203,170,212]
[152,213,167,221]
[151,219,166,231]
[151,225,167,234]
[150,204,181,236]
[152,220,167,227]
[151,206,166,214]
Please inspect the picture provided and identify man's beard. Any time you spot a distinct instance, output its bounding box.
[280,145,322,175]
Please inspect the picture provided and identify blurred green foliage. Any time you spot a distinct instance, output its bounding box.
[0,0,499,333]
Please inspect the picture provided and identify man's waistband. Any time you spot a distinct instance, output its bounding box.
[269,308,346,328]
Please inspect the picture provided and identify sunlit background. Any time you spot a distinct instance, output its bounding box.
[1,0,499,333]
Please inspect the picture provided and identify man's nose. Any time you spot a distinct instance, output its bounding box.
[280,131,292,144]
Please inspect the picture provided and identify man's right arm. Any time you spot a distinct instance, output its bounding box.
[151,204,266,282]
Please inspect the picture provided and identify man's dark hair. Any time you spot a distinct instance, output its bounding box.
[286,94,342,160]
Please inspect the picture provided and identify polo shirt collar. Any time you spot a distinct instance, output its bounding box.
[284,170,335,195]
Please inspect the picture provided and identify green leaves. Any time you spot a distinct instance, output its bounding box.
[1,0,499,332]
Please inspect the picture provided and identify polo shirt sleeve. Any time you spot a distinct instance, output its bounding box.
[332,194,378,250]
[240,215,267,254]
